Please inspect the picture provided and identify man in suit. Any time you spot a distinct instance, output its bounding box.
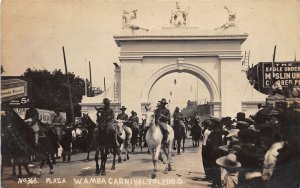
[206,117,223,187]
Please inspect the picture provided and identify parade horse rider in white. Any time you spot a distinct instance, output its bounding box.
[145,104,174,179]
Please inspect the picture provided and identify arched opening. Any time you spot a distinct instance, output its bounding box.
[149,73,211,113]
[141,63,220,103]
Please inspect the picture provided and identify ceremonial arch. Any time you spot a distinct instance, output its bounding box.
[113,28,248,117]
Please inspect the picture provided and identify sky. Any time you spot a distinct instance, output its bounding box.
[2,0,300,108]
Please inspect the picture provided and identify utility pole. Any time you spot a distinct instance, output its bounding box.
[272,45,277,79]
[89,61,92,88]
[62,46,74,123]
[104,77,106,91]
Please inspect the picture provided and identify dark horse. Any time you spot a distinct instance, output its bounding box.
[93,108,121,175]
[1,110,35,177]
[190,116,202,147]
[173,119,187,154]
[81,113,97,161]
[128,121,139,153]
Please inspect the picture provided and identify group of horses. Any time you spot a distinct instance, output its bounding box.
[1,108,204,179]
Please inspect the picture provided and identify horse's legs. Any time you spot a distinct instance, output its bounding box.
[100,149,108,176]
[17,162,22,177]
[167,141,173,171]
[125,142,130,160]
[111,149,116,170]
[47,158,54,174]
[95,148,100,174]
[22,162,32,175]
[177,138,181,154]
[131,139,135,154]
[162,143,172,174]
[173,139,176,150]
[12,160,16,176]
[182,138,185,153]
[86,148,90,161]
[150,147,158,179]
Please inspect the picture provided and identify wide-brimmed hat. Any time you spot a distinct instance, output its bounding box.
[120,106,127,111]
[158,98,168,105]
[103,98,111,103]
[216,153,241,168]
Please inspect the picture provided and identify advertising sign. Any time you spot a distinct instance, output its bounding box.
[262,62,300,88]
[1,79,27,102]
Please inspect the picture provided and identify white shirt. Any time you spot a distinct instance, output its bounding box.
[262,141,284,181]
[203,129,211,146]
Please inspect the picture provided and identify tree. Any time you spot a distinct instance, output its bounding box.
[23,68,85,123]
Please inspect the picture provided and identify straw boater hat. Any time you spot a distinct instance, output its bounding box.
[120,106,127,111]
[158,98,168,105]
[216,153,241,168]
[226,129,240,138]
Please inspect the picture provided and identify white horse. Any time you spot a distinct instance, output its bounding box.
[115,120,132,162]
[145,107,174,179]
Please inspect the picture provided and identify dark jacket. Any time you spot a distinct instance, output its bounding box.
[117,113,128,121]
[25,108,39,124]
[155,107,170,124]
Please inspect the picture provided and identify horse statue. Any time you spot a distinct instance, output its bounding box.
[81,113,97,161]
[144,106,174,179]
[173,118,187,154]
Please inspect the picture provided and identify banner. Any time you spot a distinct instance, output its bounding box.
[13,108,67,124]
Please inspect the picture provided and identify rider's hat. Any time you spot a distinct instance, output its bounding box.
[103,98,111,104]
[120,106,127,111]
[158,98,168,105]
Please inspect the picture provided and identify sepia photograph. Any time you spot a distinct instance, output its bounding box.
[1,0,300,187]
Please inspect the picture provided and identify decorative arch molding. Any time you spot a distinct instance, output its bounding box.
[140,62,220,103]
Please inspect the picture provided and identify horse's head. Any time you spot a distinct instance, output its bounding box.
[115,119,125,133]
[145,110,156,128]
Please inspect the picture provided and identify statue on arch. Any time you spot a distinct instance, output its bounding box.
[122,9,148,31]
[170,2,189,28]
[215,6,237,30]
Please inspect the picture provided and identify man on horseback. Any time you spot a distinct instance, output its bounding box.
[129,111,139,130]
[117,106,128,120]
[117,106,131,146]
[173,107,181,127]
[97,98,119,148]
[155,98,171,147]
[51,108,65,141]
[24,101,39,146]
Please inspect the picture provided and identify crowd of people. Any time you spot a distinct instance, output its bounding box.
[201,104,300,188]
[2,95,299,187]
